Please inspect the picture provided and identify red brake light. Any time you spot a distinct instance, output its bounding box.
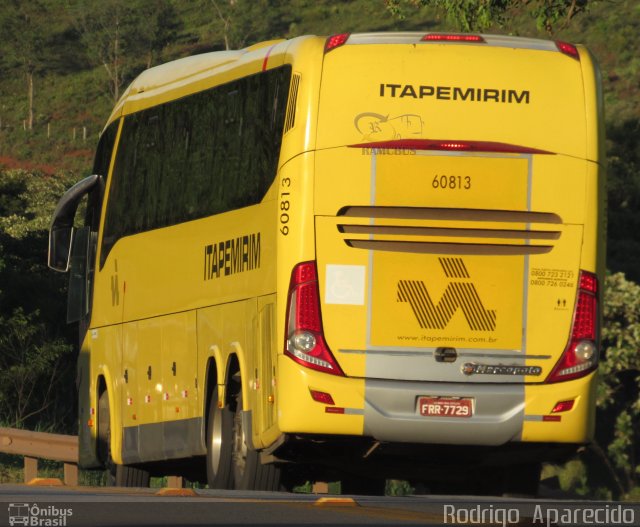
[349,139,553,155]
[325,33,350,53]
[579,272,597,293]
[572,289,597,340]
[421,33,485,43]
[556,41,580,61]
[310,390,335,405]
[546,270,599,383]
[284,261,344,376]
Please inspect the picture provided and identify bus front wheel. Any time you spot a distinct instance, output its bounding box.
[97,390,149,487]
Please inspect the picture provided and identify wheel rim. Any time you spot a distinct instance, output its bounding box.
[209,403,224,476]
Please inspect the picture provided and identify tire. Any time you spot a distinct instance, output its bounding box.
[97,390,110,467]
[112,464,150,487]
[206,386,234,489]
[231,388,280,491]
[97,390,149,487]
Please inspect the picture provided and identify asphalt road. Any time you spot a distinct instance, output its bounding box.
[1,485,638,527]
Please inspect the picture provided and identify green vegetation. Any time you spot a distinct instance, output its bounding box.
[385,0,592,33]
[0,0,639,498]
[0,169,77,431]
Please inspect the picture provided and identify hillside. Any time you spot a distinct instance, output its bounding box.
[0,0,639,275]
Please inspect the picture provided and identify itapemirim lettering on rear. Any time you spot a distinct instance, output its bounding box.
[379,83,530,104]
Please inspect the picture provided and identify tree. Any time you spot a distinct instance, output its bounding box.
[131,0,181,69]
[0,169,77,431]
[0,1,49,131]
[0,308,72,428]
[68,0,182,101]
[68,0,134,102]
[206,0,291,50]
[606,119,640,283]
[596,272,640,496]
[385,0,591,33]
[67,0,129,103]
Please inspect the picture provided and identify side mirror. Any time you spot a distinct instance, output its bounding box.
[48,175,101,272]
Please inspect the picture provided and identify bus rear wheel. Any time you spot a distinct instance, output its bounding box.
[97,390,149,487]
[206,386,233,489]
[231,388,280,491]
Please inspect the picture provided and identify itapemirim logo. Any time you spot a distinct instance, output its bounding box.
[397,257,497,331]
[8,503,72,526]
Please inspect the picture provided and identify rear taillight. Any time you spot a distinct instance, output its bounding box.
[546,270,599,383]
[284,262,344,376]
[556,41,580,61]
[325,33,350,53]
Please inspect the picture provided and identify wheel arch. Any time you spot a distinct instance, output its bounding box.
[95,368,123,465]
[227,342,246,407]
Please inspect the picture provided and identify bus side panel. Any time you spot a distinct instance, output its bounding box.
[257,294,278,441]
[121,321,141,463]
[161,311,199,460]
[120,312,200,463]
[92,201,276,463]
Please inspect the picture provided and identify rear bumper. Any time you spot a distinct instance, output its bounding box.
[364,379,523,445]
[276,356,597,447]
[364,371,596,445]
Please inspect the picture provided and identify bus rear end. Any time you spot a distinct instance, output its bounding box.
[277,33,603,484]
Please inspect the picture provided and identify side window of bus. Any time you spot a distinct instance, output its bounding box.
[100,65,291,269]
[87,121,117,232]
[73,120,117,324]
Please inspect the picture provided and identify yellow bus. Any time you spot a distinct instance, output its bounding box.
[49,32,604,495]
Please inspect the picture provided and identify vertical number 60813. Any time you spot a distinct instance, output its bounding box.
[280,177,291,235]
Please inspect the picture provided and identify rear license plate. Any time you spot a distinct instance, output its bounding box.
[418,397,474,418]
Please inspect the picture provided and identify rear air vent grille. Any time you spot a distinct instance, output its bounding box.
[284,73,301,133]
[345,240,552,256]
[338,224,561,240]
[337,206,561,256]
[338,206,562,224]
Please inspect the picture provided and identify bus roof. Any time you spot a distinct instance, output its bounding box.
[118,32,568,101]
[104,32,596,150]
[105,38,291,126]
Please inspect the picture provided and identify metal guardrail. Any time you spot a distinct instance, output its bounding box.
[0,427,79,485]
